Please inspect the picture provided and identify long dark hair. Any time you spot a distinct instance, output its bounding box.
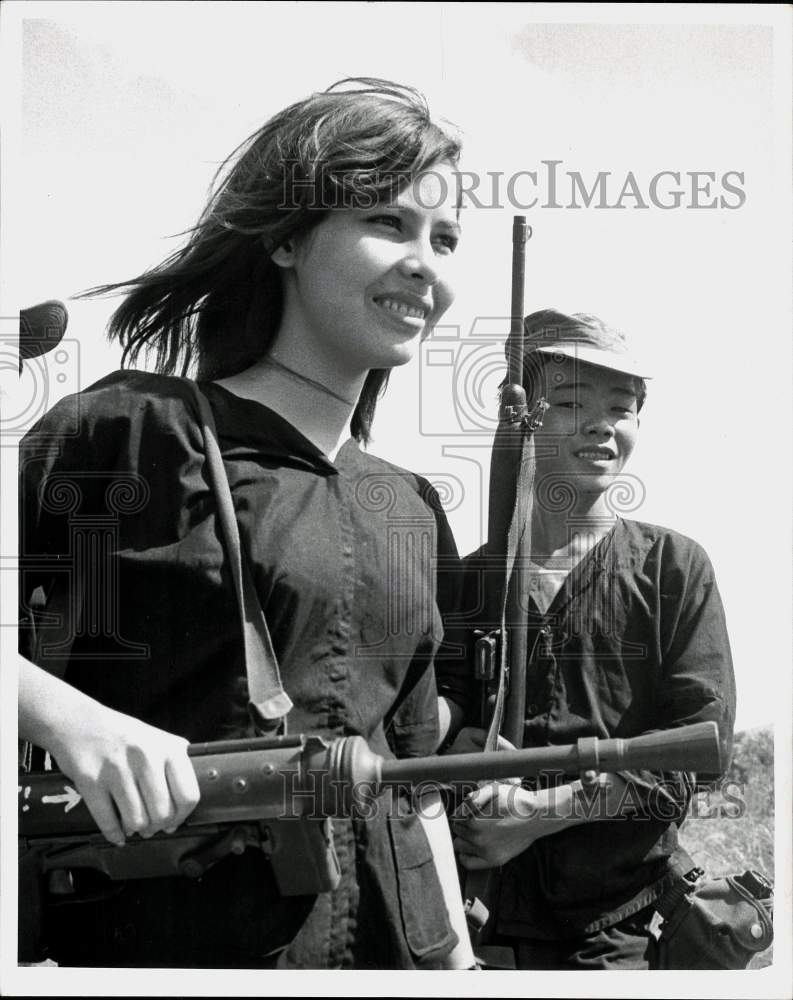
[83,78,461,442]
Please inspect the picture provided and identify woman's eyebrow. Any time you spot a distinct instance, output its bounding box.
[384,203,462,235]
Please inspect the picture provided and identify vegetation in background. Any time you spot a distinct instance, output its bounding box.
[679,726,775,970]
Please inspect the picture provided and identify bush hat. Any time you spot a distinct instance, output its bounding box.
[510,308,652,380]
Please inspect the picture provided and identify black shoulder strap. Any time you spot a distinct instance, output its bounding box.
[191,384,294,734]
[483,394,547,752]
[24,379,293,735]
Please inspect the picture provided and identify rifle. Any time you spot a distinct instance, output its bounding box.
[19,723,720,959]
[461,215,545,961]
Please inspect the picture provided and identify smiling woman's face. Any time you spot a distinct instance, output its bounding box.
[272,161,461,376]
[534,356,640,501]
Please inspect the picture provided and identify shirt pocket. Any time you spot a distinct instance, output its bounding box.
[386,811,457,963]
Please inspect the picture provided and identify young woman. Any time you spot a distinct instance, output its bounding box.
[19,78,472,969]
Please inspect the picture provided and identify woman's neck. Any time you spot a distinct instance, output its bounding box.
[214,348,366,460]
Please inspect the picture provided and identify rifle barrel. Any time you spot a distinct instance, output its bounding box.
[507,215,529,387]
[380,721,721,786]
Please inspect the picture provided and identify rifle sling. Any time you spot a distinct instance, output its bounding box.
[191,385,293,733]
[464,418,537,948]
[485,419,537,751]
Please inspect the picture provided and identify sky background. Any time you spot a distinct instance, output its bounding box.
[1,3,791,997]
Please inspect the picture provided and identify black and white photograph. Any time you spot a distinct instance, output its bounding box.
[2,3,791,997]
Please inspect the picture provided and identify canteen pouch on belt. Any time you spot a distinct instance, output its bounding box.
[651,868,774,970]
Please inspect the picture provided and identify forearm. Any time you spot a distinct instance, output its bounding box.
[18,653,105,759]
[18,653,199,843]
[453,772,633,869]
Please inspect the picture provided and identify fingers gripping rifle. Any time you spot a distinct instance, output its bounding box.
[19,724,721,953]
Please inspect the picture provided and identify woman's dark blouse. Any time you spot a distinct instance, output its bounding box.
[19,370,459,967]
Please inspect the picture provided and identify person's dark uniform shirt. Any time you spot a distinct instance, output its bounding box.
[437,519,736,938]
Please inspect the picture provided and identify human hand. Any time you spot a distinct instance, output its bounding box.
[451,781,542,870]
[48,703,200,846]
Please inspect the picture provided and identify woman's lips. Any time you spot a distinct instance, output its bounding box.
[575,448,616,460]
[375,296,428,320]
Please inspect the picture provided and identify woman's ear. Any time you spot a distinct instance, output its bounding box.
[270,239,296,269]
